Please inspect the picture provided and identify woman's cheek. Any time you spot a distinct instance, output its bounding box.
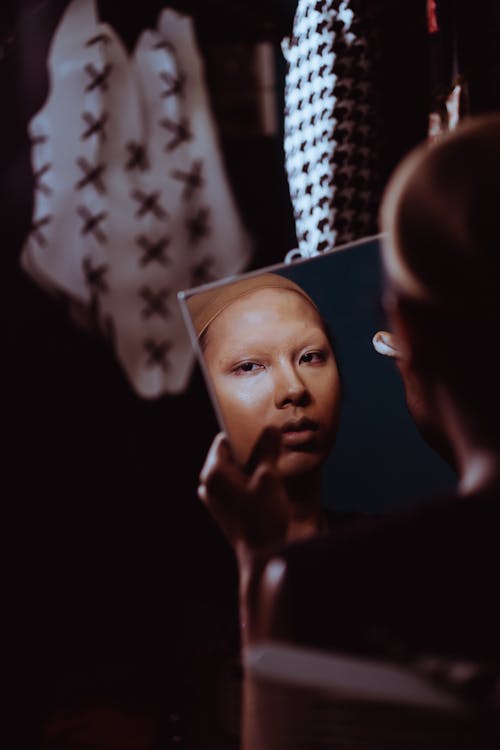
[228,373,270,410]
[233,384,260,409]
[218,381,261,430]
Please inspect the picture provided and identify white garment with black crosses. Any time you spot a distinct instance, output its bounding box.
[283,0,383,258]
[21,0,252,398]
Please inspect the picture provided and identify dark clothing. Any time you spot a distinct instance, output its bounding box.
[273,490,500,748]
[279,490,500,705]
[283,490,500,660]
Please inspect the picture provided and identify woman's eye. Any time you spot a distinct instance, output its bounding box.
[232,361,262,375]
[299,350,326,365]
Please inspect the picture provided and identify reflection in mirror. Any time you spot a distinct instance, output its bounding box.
[188,271,342,530]
[179,235,457,515]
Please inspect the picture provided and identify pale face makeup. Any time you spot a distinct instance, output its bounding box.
[203,288,342,477]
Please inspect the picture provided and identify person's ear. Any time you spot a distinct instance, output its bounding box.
[386,296,436,374]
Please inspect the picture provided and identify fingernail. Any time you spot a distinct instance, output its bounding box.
[372,332,398,358]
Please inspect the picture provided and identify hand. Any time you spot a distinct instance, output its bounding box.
[198,427,291,559]
[198,427,293,644]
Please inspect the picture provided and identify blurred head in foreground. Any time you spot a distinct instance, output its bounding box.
[379,113,500,466]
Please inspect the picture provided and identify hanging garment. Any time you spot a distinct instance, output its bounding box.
[282,0,385,258]
[434,0,500,116]
[21,0,253,398]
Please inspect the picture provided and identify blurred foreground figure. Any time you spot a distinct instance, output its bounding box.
[199,114,500,748]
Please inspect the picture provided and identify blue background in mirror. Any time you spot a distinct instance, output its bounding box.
[277,237,457,513]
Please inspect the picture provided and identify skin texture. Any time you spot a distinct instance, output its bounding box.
[202,288,341,479]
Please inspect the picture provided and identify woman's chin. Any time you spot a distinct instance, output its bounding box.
[277,449,324,479]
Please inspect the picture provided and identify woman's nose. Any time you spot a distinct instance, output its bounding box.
[274,364,309,408]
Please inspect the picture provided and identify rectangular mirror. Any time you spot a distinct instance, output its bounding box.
[178,235,456,514]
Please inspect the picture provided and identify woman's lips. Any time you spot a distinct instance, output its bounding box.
[280,419,319,447]
[281,429,317,447]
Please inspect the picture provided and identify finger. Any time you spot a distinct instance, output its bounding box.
[197,483,207,503]
[249,460,282,496]
[252,462,290,519]
[246,463,290,546]
[243,426,282,476]
[372,330,401,359]
[199,432,247,514]
[198,478,236,513]
[203,460,246,507]
[199,432,232,485]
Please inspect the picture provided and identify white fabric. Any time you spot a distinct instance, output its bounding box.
[21,0,253,398]
[282,0,382,259]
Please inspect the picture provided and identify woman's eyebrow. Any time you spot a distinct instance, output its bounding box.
[294,331,331,346]
[219,339,265,354]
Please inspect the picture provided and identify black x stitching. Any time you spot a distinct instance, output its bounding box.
[86,33,112,47]
[159,70,184,98]
[186,207,210,245]
[131,190,168,220]
[77,206,108,243]
[30,133,47,147]
[81,112,108,142]
[125,142,149,171]
[136,235,171,266]
[159,117,192,152]
[82,257,109,295]
[190,257,215,286]
[139,286,170,319]
[33,164,52,195]
[29,214,52,247]
[84,62,113,92]
[144,338,171,371]
[75,157,107,193]
[171,160,203,201]
[153,39,176,51]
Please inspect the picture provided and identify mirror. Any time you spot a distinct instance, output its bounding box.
[179,234,457,514]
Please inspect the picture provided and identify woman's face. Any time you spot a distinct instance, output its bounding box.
[203,288,341,477]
